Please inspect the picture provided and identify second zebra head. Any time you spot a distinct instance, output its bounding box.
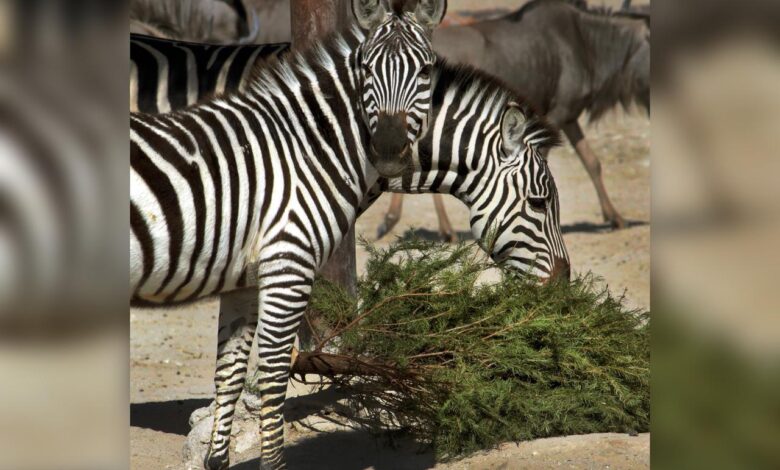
[353,0,447,177]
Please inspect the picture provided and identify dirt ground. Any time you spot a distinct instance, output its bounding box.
[131,1,650,468]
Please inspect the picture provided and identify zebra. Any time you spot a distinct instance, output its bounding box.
[372,62,570,281]
[129,34,289,114]
[130,33,569,278]
[131,0,448,468]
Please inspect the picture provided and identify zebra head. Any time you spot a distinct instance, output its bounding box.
[470,104,570,282]
[352,0,446,177]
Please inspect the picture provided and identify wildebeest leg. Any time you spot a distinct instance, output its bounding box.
[561,121,627,229]
[377,193,404,239]
[205,288,258,470]
[432,194,456,242]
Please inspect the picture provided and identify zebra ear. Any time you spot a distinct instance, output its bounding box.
[352,0,390,30]
[413,0,447,31]
[500,104,527,156]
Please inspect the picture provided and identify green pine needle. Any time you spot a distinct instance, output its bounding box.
[309,237,649,459]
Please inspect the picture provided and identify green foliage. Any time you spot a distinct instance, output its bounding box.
[310,238,649,459]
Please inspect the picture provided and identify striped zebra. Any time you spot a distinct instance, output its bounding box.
[129,34,288,114]
[131,1,447,468]
[374,64,570,281]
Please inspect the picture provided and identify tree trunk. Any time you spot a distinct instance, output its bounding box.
[291,0,350,47]
[290,0,357,349]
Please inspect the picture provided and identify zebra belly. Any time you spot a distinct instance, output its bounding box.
[129,176,255,304]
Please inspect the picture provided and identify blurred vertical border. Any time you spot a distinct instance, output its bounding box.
[653,0,780,468]
[0,0,128,468]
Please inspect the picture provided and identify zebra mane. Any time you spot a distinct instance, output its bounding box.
[434,59,561,151]
[246,25,365,99]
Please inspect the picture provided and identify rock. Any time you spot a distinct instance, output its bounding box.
[233,393,263,453]
[189,402,215,428]
[182,393,265,468]
[182,402,214,470]
[292,413,353,433]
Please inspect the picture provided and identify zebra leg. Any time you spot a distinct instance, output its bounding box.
[432,194,456,243]
[561,121,627,230]
[255,280,313,470]
[377,193,404,239]
[204,288,258,470]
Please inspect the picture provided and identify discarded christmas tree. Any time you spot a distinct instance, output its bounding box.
[287,238,649,459]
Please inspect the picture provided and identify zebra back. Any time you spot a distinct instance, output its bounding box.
[130,33,289,113]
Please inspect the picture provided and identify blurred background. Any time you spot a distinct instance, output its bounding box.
[0,0,778,468]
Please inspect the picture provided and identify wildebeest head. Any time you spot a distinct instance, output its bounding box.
[353,0,447,177]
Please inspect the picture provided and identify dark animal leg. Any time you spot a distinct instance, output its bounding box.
[432,194,456,242]
[377,193,404,239]
[562,121,627,229]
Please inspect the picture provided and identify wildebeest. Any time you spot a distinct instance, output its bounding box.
[130,0,260,43]
[378,0,650,239]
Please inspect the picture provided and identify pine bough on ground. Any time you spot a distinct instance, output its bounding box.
[291,238,649,459]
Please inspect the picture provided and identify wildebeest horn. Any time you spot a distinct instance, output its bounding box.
[238,6,260,44]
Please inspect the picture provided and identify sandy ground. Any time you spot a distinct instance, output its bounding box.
[131,1,650,467]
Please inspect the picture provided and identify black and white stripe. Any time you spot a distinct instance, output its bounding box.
[130,34,288,113]
[130,3,447,466]
[131,54,569,469]
[130,7,568,470]
[357,11,436,141]
[375,62,570,280]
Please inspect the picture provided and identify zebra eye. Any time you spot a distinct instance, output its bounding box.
[362,64,372,77]
[418,65,432,81]
[527,197,547,213]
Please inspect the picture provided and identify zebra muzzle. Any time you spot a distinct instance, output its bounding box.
[546,256,571,283]
[369,112,413,178]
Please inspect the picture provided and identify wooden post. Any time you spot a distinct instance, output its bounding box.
[291,0,350,47]
[290,0,357,348]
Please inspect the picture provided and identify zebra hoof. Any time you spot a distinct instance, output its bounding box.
[204,452,229,470]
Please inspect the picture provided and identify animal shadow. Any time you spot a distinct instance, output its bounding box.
[562,219,648,234]
[397,228,474,243]
[233,430,436,470]
[130,398,211,435]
